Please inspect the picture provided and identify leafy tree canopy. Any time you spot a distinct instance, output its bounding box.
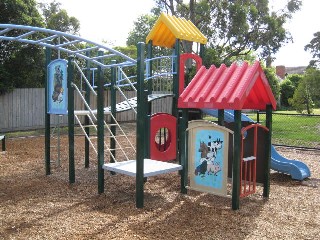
[280,79,295,107]
[263,66,280,101]
[38,0,80,34]
[128,0,301,66]
[0,0,81,94]
[289,68,320,113]
[304,32,320,68]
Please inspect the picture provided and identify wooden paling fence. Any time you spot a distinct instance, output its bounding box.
[0,88,172,132]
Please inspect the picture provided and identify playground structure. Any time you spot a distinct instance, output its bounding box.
[202,109,311,181]
[0,13,310,210]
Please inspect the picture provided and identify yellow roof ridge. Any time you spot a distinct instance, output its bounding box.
[146,13,207,48]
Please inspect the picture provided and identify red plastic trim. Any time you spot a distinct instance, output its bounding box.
[179,53,202,96]
[150,113,177,161]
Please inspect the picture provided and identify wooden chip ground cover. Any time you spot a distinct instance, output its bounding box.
[0,125,319,239]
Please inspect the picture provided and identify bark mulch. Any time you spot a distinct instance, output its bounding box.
[0,132,319,240]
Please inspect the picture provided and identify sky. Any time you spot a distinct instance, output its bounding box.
[37,0,319,67]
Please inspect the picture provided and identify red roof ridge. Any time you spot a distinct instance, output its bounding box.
[178,60,277,110]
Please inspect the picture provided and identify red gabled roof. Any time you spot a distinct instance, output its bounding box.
[178,61,277,110]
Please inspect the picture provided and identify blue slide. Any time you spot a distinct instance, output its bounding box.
[202,109,311,180]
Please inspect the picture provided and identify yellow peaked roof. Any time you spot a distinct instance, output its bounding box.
[146,13,207,48]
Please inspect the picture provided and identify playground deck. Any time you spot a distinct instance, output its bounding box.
[103,159,182,177]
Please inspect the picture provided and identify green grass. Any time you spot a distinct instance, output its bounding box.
[205,111,320,148]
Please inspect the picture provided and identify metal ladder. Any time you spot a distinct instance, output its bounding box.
[72,79,136,163]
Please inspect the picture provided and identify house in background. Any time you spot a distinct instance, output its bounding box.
[276,65,307,80]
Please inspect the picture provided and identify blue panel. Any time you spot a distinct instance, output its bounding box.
[193,129,226,190]
[47,59,68,115]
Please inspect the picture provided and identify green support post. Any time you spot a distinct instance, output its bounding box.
[67,57,75,183]
[218,109,225,126]
[45,47,51,175]
[1,135,5,151]
[146,41,153,159]
[172,39,180,119]
[97,51,105,194]
[110,60,117,165]
[147,41,153,95]
[199,44,205,59]
[264,104,272,198]
[179,109,188,194]
[84,52,91,168]
[136,42,146,208]
[232,110,241,210]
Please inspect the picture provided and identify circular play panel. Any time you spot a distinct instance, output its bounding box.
[150,113,177,161]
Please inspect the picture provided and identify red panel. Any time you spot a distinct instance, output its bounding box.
[150,113,177,161]
[178,60,277,110]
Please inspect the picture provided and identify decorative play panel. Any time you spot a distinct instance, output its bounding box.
[47,59,68,115]
[187,120,233,197]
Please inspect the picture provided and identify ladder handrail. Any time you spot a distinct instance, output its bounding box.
[73,61,97,96]
[72,83,98,120]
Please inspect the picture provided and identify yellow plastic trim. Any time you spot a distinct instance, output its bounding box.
[146,13,207,48]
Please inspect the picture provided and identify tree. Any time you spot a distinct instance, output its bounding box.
[0,0,81,94]
[263,66,280,101]
[39,0,80,34]
[303,68,320,107]
[280,78,295,107]
[0,0,44,94]
[126,14,157,46]
[285,73,303,88]
[152,0,301,66]
[304,32,320,68]
[289,78,314,114]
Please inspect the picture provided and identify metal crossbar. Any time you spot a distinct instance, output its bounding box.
[0,24,136,69]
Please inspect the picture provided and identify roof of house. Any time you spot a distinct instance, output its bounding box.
[178,61,277,110]
[145,13,207,48]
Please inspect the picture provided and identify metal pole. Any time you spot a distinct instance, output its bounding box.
[136,42,146,208]
[57,115,61,167]
[264,104,272,198]
[172,39,180,119]
[179,109,188,194]
[110,60,117,165]
[84,52,91,168]
[67,56,75,183]
[232,110,241,210]
[1,136,5,151]
[97,51,105,194]
[45,47,51,175]
[218,109,225,126]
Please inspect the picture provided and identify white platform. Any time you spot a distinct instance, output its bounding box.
[74,94,173,116]
[103,159,182,177]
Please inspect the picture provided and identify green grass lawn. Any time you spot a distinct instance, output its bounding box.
[205,110,320,148]
[244,111,319,148]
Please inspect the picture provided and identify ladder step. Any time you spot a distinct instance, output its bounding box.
[81,125,97,128]
[108,146,134,151]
